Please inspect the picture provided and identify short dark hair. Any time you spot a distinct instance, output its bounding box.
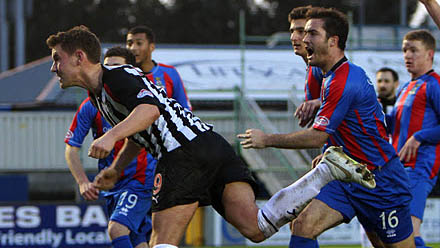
[288,6,312,22]
[305,7,348,50]
[403,29,436,51]
[127,25,155,43]
[104,46,136,65]
[377,67,399,82]
[46,25,101,63]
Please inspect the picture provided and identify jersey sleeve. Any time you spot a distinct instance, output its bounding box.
[413,79,440,144]
[169,68,192,110]
[64,99,96,147]
[313,74,353,134]
[105,67,161,112]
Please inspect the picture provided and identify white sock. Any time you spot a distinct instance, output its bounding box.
[153,245,178,248]
[257,162,333,238]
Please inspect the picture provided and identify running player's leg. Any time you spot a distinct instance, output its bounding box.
[256,147,375,238]
[322,159,414,248]
[108,185,152,248]
[108,221,132,248]
[150,202,198,246]
[221,181,263,242]
[149,132,225,246]
[406,173,435,248]
[214,136,375,241]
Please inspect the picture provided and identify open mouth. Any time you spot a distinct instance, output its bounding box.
[306,47,314,58]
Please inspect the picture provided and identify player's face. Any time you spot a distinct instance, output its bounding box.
[402,39,433,78]
[376,71,397,99]
[303,19,330,69]
[289,18,307,59]
[50,44,80,89]
[103,56,126,66]
[126,33,155,65]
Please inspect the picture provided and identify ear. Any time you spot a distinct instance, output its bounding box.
[428,49,434,60]
[150,42,155,52]
[329,36,339,47]
[75,50,85,65]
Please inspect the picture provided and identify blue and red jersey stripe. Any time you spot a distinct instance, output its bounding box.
[313,58,396,170]
[390,70,440,179]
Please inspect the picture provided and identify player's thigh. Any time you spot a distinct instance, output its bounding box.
[293,181,355,238]
[208,131,258,218]
[150,202,198,246]
[221,182,259,233]
[292,198,344,238]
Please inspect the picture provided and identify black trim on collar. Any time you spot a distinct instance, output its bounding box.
[411,69,434,81]
[328,56,348,74]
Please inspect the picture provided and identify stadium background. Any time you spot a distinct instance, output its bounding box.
[0,0,440,247]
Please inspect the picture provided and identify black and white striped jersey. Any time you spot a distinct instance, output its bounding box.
[89,65,212,159]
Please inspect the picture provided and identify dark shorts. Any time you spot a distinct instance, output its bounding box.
[151,131,258,217]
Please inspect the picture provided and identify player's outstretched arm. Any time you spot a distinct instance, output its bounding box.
[88,103,160,159]
[237,127,329,149]
[65,144,99,200]
[420,0,440,29]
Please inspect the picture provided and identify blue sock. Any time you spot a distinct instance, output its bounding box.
[289,234,319,248]
[111,235,133,248]
[414,236,431,248]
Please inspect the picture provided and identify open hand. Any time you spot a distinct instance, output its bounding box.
[237,129,267,149]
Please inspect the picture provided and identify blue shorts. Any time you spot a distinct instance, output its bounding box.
[406,168,437,220]
[105,181,152,246]
[316,157,413,244]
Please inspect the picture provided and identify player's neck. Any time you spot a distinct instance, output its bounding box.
[140,59,155,73]
[410,67,432,80]
[322,52,345,74]
[83,63,103,94]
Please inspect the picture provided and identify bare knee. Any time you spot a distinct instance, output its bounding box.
[108,221,130,240]
[292,211,321,239]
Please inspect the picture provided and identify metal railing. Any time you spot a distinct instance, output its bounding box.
[234,88,314,195]
[0,88,317,195]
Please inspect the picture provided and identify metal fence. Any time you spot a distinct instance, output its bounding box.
[0,92,315,196]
